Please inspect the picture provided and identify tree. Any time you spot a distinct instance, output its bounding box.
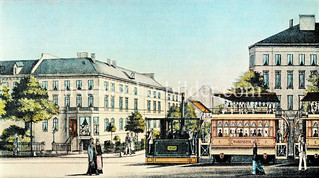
[4,76,59,155]
[167,104,197,131]
[229,70,268,93]
[0,125,27,150]
[306,73,319,92]
[106,123,116,141]
[0,85,10,116]
[125,111,145,141]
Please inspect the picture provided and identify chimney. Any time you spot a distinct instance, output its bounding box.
[112,60,117,67]
[289,19,293,28]
[77,52,88,58]
[107,58,111,65]
[91,53,95,63]
[299,15,315,31]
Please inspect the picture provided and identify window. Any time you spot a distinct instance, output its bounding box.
[276,95,281,108]
[104,81,109,91]
[263,54,269,65]
[298,95,305,110]
[287,71,293,89]
[311,70,318,76]
[176,96,178,102]
[275,54,281,65]
[104,95,109,108]
[311,54,317,66]
[111,96,115,109]
[88,80,94,90]
[111,83,115,92]
[119,118,123,130]
[263,71,269,87]
[158,101,161,113]
[172,95,175,101]
[168,103,171,110]
[104,119,109,131]
[125,85,129,94]
[88,95,94,107]
[125,97,128,110]
[275,71,281,89]
[53,81,59,90]
[134,99,138,111]
[119,84,123,93]
[158,92,161,99]
[299,71,305,89]
[147,90,151,97]
[153,91,156,98]
[119,97,123,110]
[93,117,99,136]
[287,54,293,65]
[168,94,171,100]
[153,120,157,128]
[79,117,90,136]
[53,118,58,131]
[13,82,18,88]
[147,100,151,111]
[76,80,82,90]
[42,81,48,90]
[288,95,293,110]
[111,118,115,125]
[299,54,305,66]
[65,95,70,107]
[250,55,255,67]
[53,95,58,105]
[42,120,48,132]
[76,95,82,107]
[64,80,70,90]
[153,101,156,112]
[134,87,138,95]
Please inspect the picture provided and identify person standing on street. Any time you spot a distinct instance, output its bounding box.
[87,138,98,176]
[125,132,131,155]
[252,141,265,175]
[130,132,135,154]
[148,129,154,154]
[96,140,103,174]
[298,134,307,171]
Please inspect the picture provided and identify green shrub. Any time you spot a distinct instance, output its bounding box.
[104,140,114,153]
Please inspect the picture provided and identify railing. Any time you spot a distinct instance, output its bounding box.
[52,142,70,152]
[67,107,99,111]
[212,105,282,115]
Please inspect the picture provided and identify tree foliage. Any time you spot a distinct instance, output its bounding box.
[167,104,198,131]
[0,86,10,116]
[125,111,145,134]
[306,73,319,93]
[229,70,268,93]
[106,123,116,140]
[0,125,28,150]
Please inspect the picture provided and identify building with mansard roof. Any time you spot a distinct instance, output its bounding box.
[0,52,181,151]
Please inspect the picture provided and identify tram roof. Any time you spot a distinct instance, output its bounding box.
[189,100,211,113]
[213,92,279,102]
[145,117,200,121]
[301,92,319,102]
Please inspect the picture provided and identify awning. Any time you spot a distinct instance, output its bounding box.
[213,93,279,102]
[189,100,211,113]
[301,92,319,102]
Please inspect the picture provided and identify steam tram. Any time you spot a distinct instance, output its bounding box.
[294,92,319,164]
[145,117,201,164]
[201,93,290,164]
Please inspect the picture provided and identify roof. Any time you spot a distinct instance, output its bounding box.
[301,92,319,102]
[250,24,319,48]
[189,100,211,113]
[0,57,164,89]
[213,93,279,102]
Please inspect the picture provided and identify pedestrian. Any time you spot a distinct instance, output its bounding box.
[298,134,307,171]
[252,141,265,175]
[96,140,103,174]
[125,132,131,155]
[148,129,154,154]
[130,132,135,154]
[87,138,98,176]
[13,133,19,156]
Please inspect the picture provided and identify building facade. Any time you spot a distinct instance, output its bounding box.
[249,15,319,111]
[0,52,181,151]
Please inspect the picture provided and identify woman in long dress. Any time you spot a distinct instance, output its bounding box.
[96,140,103,174]
[252,142,265,175]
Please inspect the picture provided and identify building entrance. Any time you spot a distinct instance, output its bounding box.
[69,118,77,137]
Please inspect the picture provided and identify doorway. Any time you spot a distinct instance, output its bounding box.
[69,118,78,137]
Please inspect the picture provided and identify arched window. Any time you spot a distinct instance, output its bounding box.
[125,118,129,125]
[111,118,115,125]
[238,122,243,127]
[104,118,109,131]
[231,122,236,127]
[119,118,123,130]
[252,122,256,127]
[245,122,249,127]
[265,122,269,127]
[218,122,223,127]
[53,118,58,131]
[258,122,263,127]
[224,122,229,127]
[314,122,318,128]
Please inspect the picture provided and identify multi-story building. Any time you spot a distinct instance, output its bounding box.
[249,15,319,111]
[0,52,181,151]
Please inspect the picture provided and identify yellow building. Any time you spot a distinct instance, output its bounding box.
[0,52,180,151]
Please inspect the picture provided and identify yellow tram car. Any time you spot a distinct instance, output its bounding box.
[203,93,289,164]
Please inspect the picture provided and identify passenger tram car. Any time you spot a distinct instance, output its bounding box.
[145,117,201,164]
[199,93,290,164]
[294,92,319,164]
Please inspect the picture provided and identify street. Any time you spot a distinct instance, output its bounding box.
[0,151,318,177]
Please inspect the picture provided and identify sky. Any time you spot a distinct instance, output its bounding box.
[0,0,319,95]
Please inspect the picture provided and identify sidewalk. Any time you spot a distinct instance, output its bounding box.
[60,149,145,158]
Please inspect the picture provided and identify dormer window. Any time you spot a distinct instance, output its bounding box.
[13,62,24,75]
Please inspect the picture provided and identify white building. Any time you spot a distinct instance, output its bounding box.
[0,52,181,151]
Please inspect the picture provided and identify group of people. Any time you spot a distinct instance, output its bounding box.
[124,132,135,155]
[87,138,103,176]
[223,101,278,114]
